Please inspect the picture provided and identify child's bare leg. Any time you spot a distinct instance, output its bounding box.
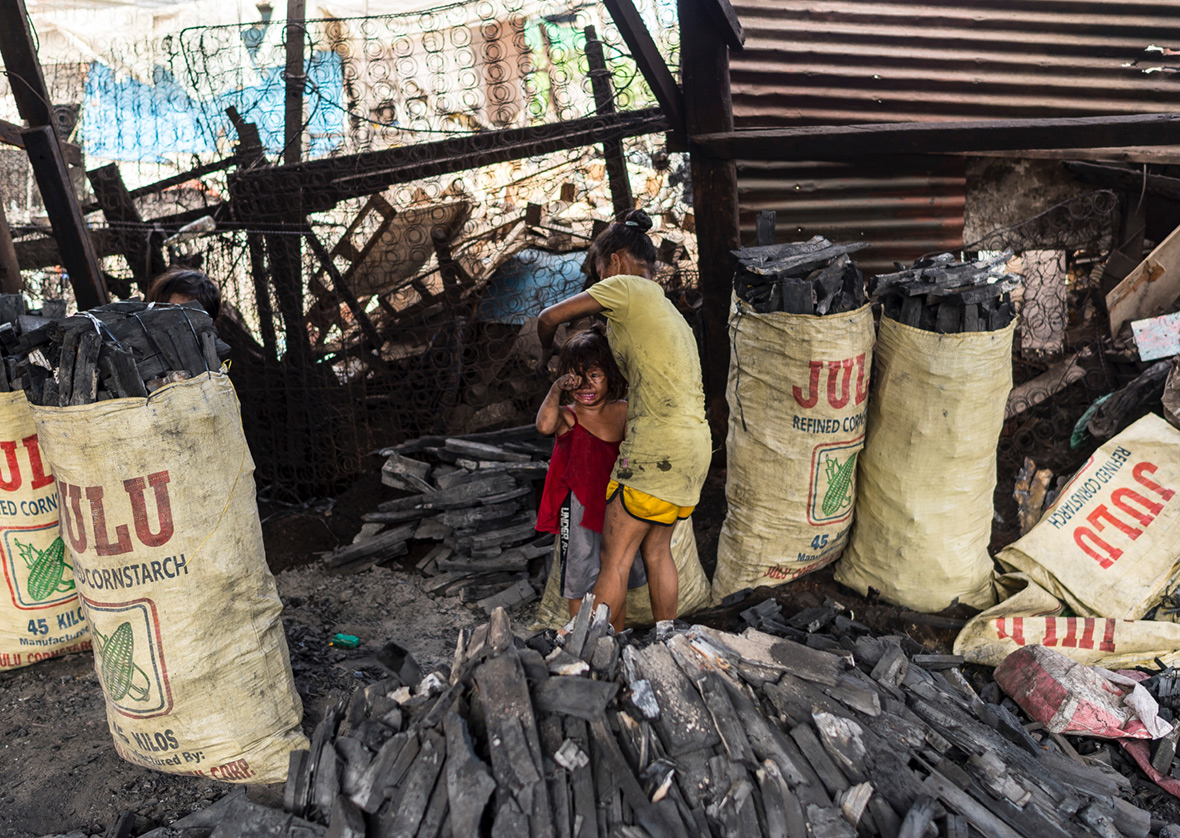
[640,523,678,622]
[592,495,650,632]
[567,597,581,619]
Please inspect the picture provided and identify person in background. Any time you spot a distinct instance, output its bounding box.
[537,209,710,631]
[534,325,645,618]
[146,267,221,320]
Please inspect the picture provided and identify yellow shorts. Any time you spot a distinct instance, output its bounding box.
[606,480,695,526]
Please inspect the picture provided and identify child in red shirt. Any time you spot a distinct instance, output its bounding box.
[535,326,645,617]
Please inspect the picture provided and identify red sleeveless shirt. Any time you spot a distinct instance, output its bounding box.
[536,407,622,535]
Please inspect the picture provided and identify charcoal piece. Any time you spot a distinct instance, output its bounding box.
[415,770,450,838]
[935,303,962,334]
[99,345,149,398]
[56,326,80,406]
[476,579,536,614]
[323,523,416,569]
[375,641,421,686]
[442,710,496,838]
[756,210,776,246]
[1153,725,1180,774]
[0,295,25,325]
[533,676,619,720]
[869,642,909,688]
[578,603,611,664]
[284,749,311,816]
[666,635,755,765]
[473,637,553,837]
[444,438,531,462]
[208,797,328,837]
[326,795,365,838]
[899,295,923,327]
[739,241,869,277]
[789,724,850,798]
[564,717,598,838]
[780,279,815,314]
[439,499,521,529]
[350,731,417,814]
[416,474,520,510]
[804,805,857,838]
[164,322,211,374]
[380,729,445,836]
[335,737,370,797]
[624,644,720,757]
[810,260,847,316]
[564,594,595,658]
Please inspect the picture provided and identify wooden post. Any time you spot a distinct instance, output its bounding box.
[0,0,108,307]
[21,127,108,309]
[284,0,306,166]
[0,202,21,294]
[246,233,279,360]
[679,0,739,439]
[585,26,633,217]
[88,163,166,295]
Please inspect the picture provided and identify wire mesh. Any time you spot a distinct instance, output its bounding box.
[3,0,692,498]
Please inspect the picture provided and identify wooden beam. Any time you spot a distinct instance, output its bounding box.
[0,202,21,294]
[0,118,83,167]
[585,26,633,217]
[599,0,685,133]
[305,229,387,363]
[87,163,166,295]
[965,146,1180,165]
[0,0,55,129]
[284,0,306,165]
[1064,160,1180,203]
[679,0,738,443]
[231,108,668,214]
[693,114,1180,161]
[20,126,108,308]
[695,0,744,50]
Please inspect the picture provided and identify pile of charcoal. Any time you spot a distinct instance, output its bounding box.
[871,252,1021,333]
[267,594,1165,838]
[732,229,868,316]
[0,299,228,406]
[0,293,67,392]
[321,425,554,615]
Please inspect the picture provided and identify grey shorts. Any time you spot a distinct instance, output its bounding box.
[559,492,646,600]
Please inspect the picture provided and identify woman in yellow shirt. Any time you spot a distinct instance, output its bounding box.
[538,209,710,631]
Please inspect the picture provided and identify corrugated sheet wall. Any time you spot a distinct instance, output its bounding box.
[727,0,1180,266]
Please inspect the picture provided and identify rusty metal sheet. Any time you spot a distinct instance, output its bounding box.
[736,157,965,275]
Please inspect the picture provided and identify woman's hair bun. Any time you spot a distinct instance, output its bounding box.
[617,208,653,233]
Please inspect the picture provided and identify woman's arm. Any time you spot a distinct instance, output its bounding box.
[535,374,579,435]
[537,293,605,362]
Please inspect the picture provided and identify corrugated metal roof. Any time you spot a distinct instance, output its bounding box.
[737,158,965,275]
[729,0,1180,127]
[726,0,1174,260]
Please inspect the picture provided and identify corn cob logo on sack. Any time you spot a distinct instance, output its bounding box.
[0,391,89,670]
[32,373,307,783]
[712,296,875,601]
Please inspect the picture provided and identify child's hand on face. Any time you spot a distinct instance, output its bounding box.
[558,373,582,391]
